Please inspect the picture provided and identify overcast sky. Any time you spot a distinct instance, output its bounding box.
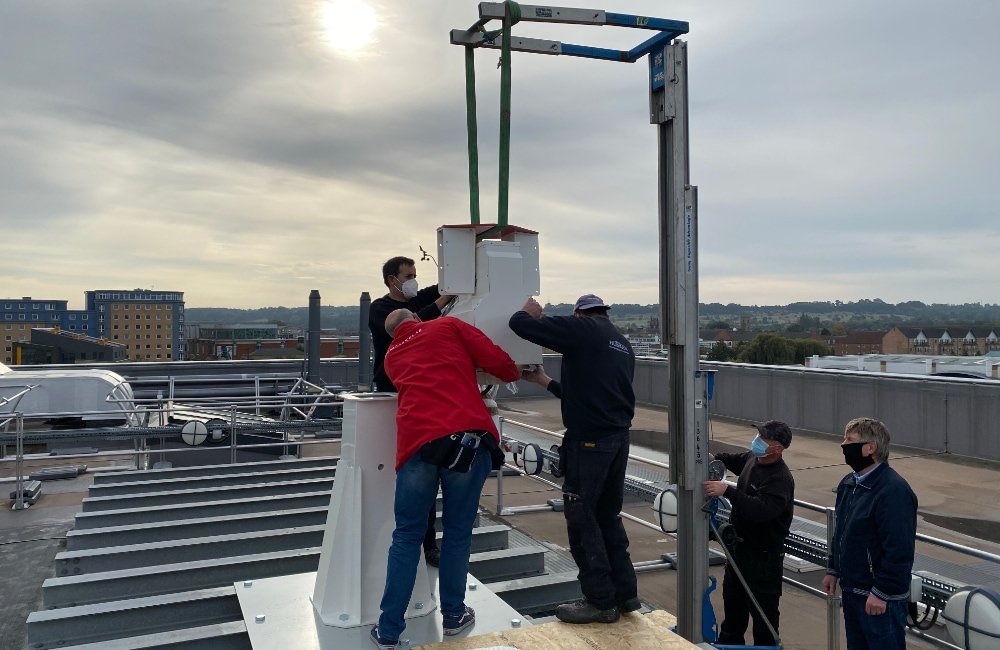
[2,1,998,309]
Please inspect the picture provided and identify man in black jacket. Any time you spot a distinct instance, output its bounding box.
[704,420,795,646]
[822,417,917,650]
[368,255,452,568]
[369,256,452,393]
[511,294,638,624]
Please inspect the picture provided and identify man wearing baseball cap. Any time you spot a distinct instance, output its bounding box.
[509,294,638,624]
[704,420,795,646]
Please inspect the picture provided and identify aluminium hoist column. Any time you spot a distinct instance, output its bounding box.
[651,41,710,643]
[451,4,708,643]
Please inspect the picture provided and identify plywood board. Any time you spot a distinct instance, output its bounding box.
[415,609,696,650]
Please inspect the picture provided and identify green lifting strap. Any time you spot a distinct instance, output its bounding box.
[464,44,480,224]
[464,0,520,232]
[497,0,520,230]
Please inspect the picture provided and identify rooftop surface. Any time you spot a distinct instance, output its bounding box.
[2,395,998,648]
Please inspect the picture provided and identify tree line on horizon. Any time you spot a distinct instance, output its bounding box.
[185,298,1000,336]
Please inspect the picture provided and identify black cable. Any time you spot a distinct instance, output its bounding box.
[706,506,783,649]
[908,601,939,630]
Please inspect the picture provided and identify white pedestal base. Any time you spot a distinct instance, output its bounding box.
[237,571,531,649]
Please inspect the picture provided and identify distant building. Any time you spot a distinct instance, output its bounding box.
[187,335,359,361]
[2,296,94,364]
[807,353,1000,380]
[3,290,185,364]
[627,335,662,355]
[698,329,757,350]
[86,290,185,362]
[883,326,1000,356]
[187,323,280,341]
[833,330,886,355]
[12,328,128,364]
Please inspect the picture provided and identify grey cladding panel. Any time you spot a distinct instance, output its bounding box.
[961,385,1000,459]
[800,378,838,433]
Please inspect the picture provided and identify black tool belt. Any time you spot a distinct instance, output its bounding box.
[420,430,502,473]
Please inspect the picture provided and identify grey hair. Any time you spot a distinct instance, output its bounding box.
[844,417,890,463]
[385,309,415,338]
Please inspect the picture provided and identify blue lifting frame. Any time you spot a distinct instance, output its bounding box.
[450,3,688,63]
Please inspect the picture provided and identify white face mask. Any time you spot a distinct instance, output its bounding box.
[400,278,419,299]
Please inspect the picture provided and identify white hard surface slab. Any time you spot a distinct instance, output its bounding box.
[238,571,532,649]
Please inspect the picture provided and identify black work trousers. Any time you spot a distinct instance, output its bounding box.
[717,543,783,646]
[560,431,637,610]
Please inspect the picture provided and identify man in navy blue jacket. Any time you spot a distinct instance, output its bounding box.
[822,417,918,650]
[511,294,637,625]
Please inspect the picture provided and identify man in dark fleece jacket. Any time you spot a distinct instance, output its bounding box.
[368,255,452,569]
[510,294,637,625]
[368,256,452,393]
[822,417,917,650]
[704,420,795,646]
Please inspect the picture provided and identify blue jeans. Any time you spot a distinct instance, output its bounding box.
[842,591,907,650]
[376,447,491,642]
[560,431,637,610]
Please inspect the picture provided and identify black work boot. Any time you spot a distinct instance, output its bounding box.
[617,597,642,613]
[556,599,620,624]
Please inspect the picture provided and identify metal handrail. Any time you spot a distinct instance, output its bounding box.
[506,417,670,471]
[0,384,38,410]
[1,377,346,500]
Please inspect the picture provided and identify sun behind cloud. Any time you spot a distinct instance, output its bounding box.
[321,0,377,54]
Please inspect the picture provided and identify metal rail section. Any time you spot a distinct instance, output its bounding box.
[1,377,348,498]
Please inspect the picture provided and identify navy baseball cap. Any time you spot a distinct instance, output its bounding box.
[574,294,610,312]
[754,420,792,448]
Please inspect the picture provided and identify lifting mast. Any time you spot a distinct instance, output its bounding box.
[450,3,710,642]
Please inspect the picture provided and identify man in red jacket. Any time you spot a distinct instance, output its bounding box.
[371,309,519,649]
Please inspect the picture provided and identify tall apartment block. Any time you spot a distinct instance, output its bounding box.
[86,290,185,362]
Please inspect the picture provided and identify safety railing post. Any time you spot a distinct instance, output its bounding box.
[826,506,841,650]
[133,428,148,470]
[230,404,238,464]
[155,391,167,468]
[255,377,261,416]
[13,413,26,510]
[496,417,505,515]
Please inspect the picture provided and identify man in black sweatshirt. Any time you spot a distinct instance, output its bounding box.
[704,420,795,646]
[368,255,452,568]
[510,294,637,624]
[368,256,452,394]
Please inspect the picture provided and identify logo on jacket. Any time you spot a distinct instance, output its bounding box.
[387,327,423,355]
[608,339,630,355]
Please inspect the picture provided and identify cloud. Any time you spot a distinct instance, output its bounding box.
[1,0,998,309]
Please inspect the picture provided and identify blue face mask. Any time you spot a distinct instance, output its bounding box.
[750,435,770,458]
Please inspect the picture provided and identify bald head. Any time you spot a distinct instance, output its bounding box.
[385,309,417,338]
